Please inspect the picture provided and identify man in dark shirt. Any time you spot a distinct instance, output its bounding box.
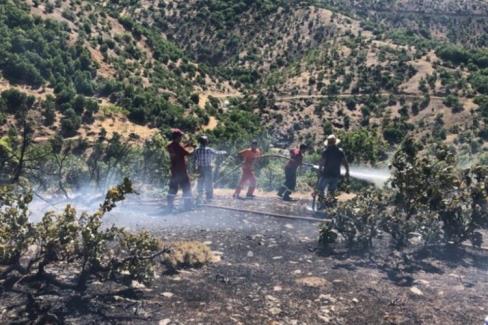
[318,135,350,199]
[277,144,308,201]
[166,129,193,210]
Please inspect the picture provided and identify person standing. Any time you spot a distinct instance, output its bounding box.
[166,129,193,210]
[318,134,350,201]
[193,135,227,203]
[233,140,261,199]
[278,144,308,201]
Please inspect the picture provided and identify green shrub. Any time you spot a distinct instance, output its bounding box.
[319,139,488,251]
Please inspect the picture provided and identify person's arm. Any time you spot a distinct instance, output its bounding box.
[319,151,326,173]
[210,148,227,156]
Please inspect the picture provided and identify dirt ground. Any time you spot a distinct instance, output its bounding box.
[3,194,488,324]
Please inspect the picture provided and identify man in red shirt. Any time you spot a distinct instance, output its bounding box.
[166,129,193,210]
[233,140,261,199]
[277,144,308,201]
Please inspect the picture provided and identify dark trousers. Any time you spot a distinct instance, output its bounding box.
[278,167,297,199]
[197,166,213,200]
[167,171,192,208]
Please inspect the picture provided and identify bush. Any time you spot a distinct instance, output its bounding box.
[339,129,387,164]
[60,109,81,137]
[319,139,488,251]
[320,190,387,249]
[0,180,159,288]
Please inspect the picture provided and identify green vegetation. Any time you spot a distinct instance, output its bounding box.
[0,1,97,90]
[320,140,488,250]
[0,179,211,322]
[338,129,387,165]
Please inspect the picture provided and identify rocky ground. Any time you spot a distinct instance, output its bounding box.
[4,194,488,324]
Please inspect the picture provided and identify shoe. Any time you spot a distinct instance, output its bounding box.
[246,194,256,199]
[282,196,292,202]
[277,191,284,198]
[233,193,240,200]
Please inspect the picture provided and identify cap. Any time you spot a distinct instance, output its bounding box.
[199,135,209,144]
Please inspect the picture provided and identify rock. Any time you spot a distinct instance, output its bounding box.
[352,298,359,303]
[266,295,279,303]
[409,287,424,296]
[273,286,283,292]
[211,254,222,263]
[161,292,174,298]
[269,307,282,316]
[247,251,254,257]
[318,315,331,322]
[292,269,302,275]
[272,256,283,260]
[296,277,329,288]
[318,294,337,303]
[131,280,146,289]
[159,319,171,325]
[285,224,294,229]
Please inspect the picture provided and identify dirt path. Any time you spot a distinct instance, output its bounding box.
[276,92,445,101]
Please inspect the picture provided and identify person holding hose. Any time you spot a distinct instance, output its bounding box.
[277,144,308,201]
[193,135,227,203]
[166,129,193,210]
[318,134,350,203]
[233,140,261,200]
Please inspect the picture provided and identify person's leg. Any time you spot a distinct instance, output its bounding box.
[317,176,328,210]
[283,169,297,201]
[234,169,246,197]
[196,168,204,202]
[246,171,257,197]
[277,168,287,197]
[181,173,193,210]
[234,168,251,198]
[167,174,179,209]
[205,167,214,200]
[317,176,326,196]
[326,177,339,198]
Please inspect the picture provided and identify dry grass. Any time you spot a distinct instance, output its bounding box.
[162,241,216,270]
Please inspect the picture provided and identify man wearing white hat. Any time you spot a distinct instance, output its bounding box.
[318,134,350,201]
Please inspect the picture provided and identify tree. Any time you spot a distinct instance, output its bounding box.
[60,109,81,138]
[1,90,36,183]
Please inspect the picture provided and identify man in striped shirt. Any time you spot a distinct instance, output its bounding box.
[193,136,227,202]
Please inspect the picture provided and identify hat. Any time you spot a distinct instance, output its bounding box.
[199,135,209,144]
[251,139,258,145]
[171,128,184,139]
[324,134,340,146]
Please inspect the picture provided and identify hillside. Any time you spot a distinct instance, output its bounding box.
[0,0,487,164]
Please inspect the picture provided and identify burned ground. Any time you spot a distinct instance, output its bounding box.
[3,195,487,324]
